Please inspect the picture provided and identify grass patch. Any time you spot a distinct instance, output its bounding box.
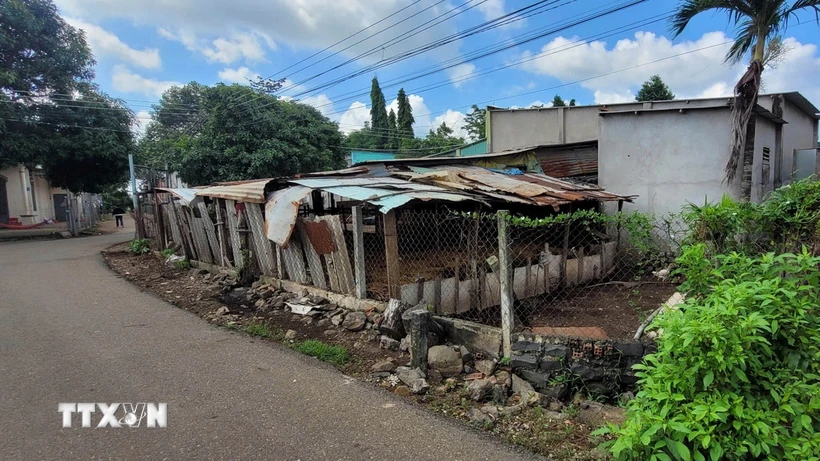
[244,322,283,340]
[294,339,350,366]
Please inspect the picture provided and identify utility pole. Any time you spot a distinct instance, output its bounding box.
[128,153,138,211]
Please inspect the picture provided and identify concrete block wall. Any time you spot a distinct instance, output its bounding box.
[509,333,654,396]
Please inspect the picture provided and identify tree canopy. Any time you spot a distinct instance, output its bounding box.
[551,95,567,107]
[396,88,414,140]
[464,105,486,140]
[138,83,345,186]
[0,0,133,192]
[635,75,675,101]
[369,77,389,148]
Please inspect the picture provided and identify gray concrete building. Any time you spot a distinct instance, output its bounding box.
[486,93,820,215]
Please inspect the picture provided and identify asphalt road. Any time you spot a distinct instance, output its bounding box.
[0,224,541,460]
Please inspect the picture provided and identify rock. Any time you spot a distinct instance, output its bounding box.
[511,373,539,405]
[570,363,605,381]
[359,329,379,343]
[380,336,400,351]
[371,360,396,373]
[463,366,474,374]
[273,299,286,309]
[517,369,551,390]
[254,299,266,309]
[427,345,463,378]
[548,400,564,412]
[310,295,328,305]
[251,280,262,289]
[323,329,337,336]
[399,335,411,352]
[203,273,211,281]
[379,299,411,340]
[394,385,412,397]
[259,289,275,299]
[467,408,494,428]
[426,369,443,385]
[494,370,511,387]
[499,404,526,418]
[284,329,297,340]
[542,384,570,400]
[459,345,474,364]
[475,359,497,377]
[480,405,499,419]
[467,378,494,401]
[395,367,429,394]
[492,384,508,406]
[512,340,541,352]
[510,354,538,370]
[618,391,635,406]
[576,401,627,427]
[298,296,312,304]
[614,341,644,357]
[331,313,346,326]
[539,356,563,372]
[316,318,330,328]
[215,306,230,316]
[371,372,391,379]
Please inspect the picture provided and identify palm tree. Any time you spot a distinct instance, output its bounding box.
[672,0,819,194]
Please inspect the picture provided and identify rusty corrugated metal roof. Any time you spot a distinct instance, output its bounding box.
[195,179,275,203]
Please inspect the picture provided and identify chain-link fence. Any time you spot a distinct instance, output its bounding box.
[376,208,687,341]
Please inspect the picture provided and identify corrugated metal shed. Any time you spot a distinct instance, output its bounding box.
[195,179,275,203]
[154,187,200,206]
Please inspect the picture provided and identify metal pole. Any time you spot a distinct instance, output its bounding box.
[129,153,138,212]
[497,210,513,359]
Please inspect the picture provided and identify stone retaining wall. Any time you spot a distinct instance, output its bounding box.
[510,333,655,397]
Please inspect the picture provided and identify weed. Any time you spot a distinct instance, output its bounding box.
[174,260,191,270]
[565,404,579,418]
[499,356,511,366]
[294,339,350,366]
[161,248,176,258]
[244,322,282,340]
[128,238,152,255]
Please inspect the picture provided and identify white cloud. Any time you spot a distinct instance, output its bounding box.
[300,94,334,117]
[55,0,470,74]
[338,101,370,134]
[65,18,161,69]
[477,0,505,20]
[111,65,182,97]
[447,63,477,88]
[517,31,820,106]
[431,109,467,138]
[133,110,151,138]
[218,66,260,83]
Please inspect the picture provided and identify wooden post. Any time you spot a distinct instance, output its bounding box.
[410,310,431,372]
[224,200,244,270]
[215,199,231,267]
[497,210,513,359]
[384,210,401,300]
[616,200,624,252]
[352,206,367,299]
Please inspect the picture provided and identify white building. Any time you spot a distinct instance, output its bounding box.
[486,92,820,215]
[0,164,65,224]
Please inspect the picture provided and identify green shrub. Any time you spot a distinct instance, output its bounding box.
[294,339,350,366]
[161,248,176,258]
[174,259,190,270]
[601,249,820,460]
[128,238,152,255]
[681,195,759,254]
[759,177,820,253]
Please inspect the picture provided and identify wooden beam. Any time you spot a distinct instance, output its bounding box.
[197,201,222,267]
[215,199,232,267]
[383,210,401,300]
[244,203,276,275]
[298,219,327,289]
[351,206,367,299]
[321,215,356,295]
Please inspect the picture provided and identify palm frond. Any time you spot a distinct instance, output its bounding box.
[786,0,820,27]
[671,0,728,36]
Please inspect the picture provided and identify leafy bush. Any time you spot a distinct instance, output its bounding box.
[294,340,350,366]
[681,194,759,255]
[161,248,176,259]
[759,177,820,253]
[128,238,152,255]
[602,249,820,460]
[174,260,190,270]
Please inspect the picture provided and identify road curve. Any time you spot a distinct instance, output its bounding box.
[0,228,542,460]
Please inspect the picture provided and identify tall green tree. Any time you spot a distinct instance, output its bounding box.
[551,94,567,107]
[635,75,675,101]
[0,0,133,192]
[396,88,415,139]
[672,0,820,193]
[369,77,389,148]
[464,105,486,140]
[387,108,399,149]
[569,99,576,106]
[140,83,345,185]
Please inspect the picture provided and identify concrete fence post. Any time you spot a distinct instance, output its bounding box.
[497,210,513,358]
[352,206,367,299]
[410,309,431,373]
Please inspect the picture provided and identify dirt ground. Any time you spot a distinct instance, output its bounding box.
[103,244,617,460]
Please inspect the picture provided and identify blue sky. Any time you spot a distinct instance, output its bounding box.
[54,0,820,139]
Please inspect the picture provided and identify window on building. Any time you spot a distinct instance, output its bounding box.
[762,147,771,186]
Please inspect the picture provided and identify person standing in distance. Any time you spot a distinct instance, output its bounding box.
[112,206,126,228]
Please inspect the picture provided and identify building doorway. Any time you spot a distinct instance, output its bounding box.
[53,194,68,222]
[0,176,9,224]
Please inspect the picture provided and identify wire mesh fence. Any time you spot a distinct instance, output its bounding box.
[377,208,687,341]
